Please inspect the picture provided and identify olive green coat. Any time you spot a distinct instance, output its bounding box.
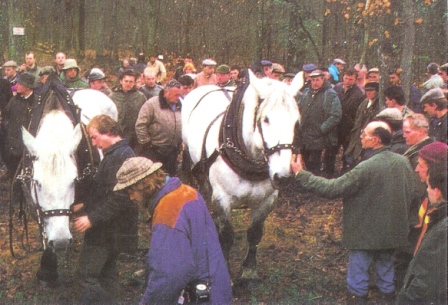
[59,73,88,89]
[295,147,413,250]
[110,87,146,149]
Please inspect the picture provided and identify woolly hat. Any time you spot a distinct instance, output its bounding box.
[114,157,163,191]
[420,87,446,104]
[302,64,316,73]
[17,72,37,89]
[216,64,230,74]
[418,142,448,165]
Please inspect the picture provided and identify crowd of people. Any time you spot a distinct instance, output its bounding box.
[0,50,446,304]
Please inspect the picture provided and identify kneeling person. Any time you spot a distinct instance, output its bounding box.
[114,157,232,305]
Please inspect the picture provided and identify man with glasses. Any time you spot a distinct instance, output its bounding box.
[291,121,413,304]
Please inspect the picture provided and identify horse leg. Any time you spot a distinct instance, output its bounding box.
[241,193,277,281]
[37,248,59,287]
[214,203,234,265]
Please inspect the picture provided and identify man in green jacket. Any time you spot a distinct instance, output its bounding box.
[110,69,146,151]
[291,121,414,304]
[59,59,88,89]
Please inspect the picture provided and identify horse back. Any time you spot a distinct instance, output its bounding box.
[182,86,234,163]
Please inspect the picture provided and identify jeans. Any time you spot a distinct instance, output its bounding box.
[347,249,395,297]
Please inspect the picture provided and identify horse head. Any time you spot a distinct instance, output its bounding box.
[247,70,301,187]
[22,110,83,251]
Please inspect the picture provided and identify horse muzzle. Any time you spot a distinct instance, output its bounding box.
[47,238,73,252]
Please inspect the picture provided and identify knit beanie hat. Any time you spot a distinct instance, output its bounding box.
[418,142,448,165]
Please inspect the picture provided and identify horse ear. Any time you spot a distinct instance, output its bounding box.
[22,127,37,156]
[248,69,270,98]
[288,71,304,97]
[71,124,83,152]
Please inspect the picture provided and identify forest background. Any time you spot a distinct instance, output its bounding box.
[1,0,446,103]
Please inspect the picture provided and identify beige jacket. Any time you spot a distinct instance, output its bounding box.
[135,92,182,149]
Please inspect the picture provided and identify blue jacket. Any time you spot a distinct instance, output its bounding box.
[142,177,232,304]
[328,63,341,84]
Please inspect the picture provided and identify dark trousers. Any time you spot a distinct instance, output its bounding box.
[77,243,118,303]
[301,149,322,174]
[140,146,179,177]
[323,145,339,177]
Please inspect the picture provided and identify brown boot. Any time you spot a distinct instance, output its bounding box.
[346,292,368,305]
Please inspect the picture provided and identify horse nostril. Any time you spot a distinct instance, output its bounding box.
[69,238,73,246]
[48,240,54,249]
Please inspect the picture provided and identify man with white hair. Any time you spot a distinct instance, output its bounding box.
[291,121,413,303]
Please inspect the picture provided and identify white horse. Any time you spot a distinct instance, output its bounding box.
[72,89,118,125]
[22,110,82,251]
[182,70,302,282]
[9,77,118,284]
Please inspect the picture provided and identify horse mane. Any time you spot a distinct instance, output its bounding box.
[33,110,78,187]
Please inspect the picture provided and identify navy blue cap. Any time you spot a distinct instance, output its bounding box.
[302,64,316,73]
[261,60,272,67]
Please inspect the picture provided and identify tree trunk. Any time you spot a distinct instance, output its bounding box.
[78,0,86,59]
[400,0,415,106]
[359,0,371,65]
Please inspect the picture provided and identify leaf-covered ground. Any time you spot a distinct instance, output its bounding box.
[0,178,388,304]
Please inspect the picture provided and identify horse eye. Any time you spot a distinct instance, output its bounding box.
[263,117,269,124]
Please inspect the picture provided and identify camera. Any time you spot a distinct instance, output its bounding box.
[184,279,210,303]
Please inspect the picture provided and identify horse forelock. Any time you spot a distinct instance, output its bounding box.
[33,111,78,192]
[256,82,298,122]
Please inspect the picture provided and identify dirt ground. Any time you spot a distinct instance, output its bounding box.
[0,177,388,304]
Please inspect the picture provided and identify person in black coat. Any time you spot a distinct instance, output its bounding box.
[73,115,137,304]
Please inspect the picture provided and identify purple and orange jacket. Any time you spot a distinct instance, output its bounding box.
[141,177,232,305]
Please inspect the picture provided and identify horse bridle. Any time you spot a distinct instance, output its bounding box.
[255,99,296,159]
[17,165,73,251]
